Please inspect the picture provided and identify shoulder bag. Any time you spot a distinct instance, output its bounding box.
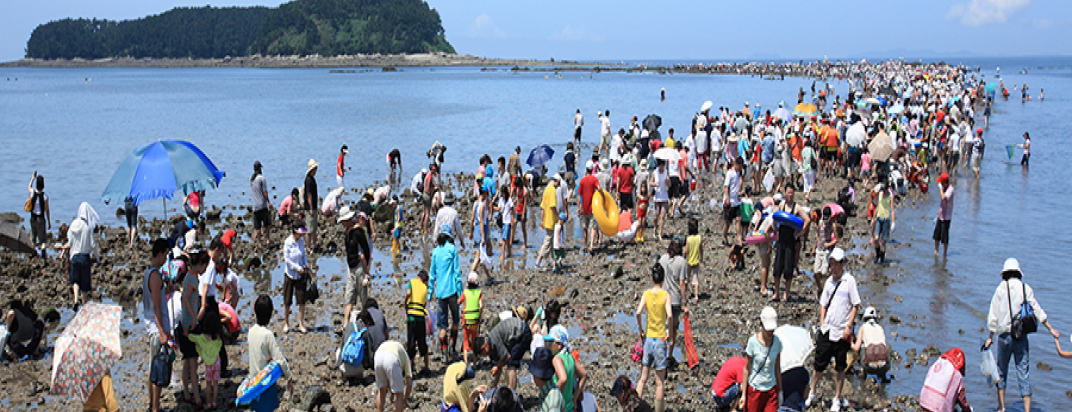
[1008,281,1037,340]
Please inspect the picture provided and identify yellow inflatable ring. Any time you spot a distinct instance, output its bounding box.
[591,189,620,236]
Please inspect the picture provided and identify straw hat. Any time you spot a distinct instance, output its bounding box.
[306,159,320,174]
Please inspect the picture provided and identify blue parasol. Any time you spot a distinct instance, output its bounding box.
[526,145,555,167]
[100,140,225,208]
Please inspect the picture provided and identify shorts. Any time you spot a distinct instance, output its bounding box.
[344,266,367,306]
[772,242,797,280]
[669,177,683,198]
[813,249,831,275]
[814,332,850,372]
[422,193,433,208]
[933,219,951,244]
[249,384,279,412]
[712,382,741,407]
[641,337,668,370]
[948,152,960,168]
[970,155,981,172]
[515,211,527,223]
[653,201,669,216]
[745,385,778,412]
[253,208,270,230]
[846,148,862,169]
[174,325,198,360]
[619,192,635,210]
[337,175,345,189]
[579,214,594,232]
[147,330,163,374]
[283,275,307,306]
[500,223,512,241]
[69,253,92,292]
[875,217,891,241]
[406,319,428,358]
[374,350,405,393]
[205,361,220,382]
[552,249,566,260]
[304,209,319,234]
[601,133,610,148]
[723,204,740,221]
[436,297,461,330]
[574,126,582,141]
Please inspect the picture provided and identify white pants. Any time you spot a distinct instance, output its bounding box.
[374,350,404,393]
[337,175,345,189]
[803,170,815,193]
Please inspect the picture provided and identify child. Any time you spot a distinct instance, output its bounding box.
[553,213,567,273]
[730,189,754,271]
[458,272,483,366]
[860,148,872,187]
[470,188,491,257]
[497,185,515,265]
[685,219,704,302]
[189,308,223,410]
[390,196,403,257]
[247,294,293,412]
[812,206,838,299]
[635,181,649,242]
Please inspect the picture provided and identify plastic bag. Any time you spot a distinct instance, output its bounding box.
[980,347,999,386]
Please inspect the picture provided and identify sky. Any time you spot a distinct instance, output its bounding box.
[3,0,1071,62]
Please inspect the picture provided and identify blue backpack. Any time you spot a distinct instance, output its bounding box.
[341,323,368,366]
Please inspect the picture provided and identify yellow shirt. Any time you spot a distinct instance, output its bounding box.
[541,183,558,230]
[665,137,676,150]
[875,192,892,219]
[83,372,119,412]
[644,289,668,338]
[686,235,702,266]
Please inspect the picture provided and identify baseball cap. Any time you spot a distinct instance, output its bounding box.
[830,247,846,262]
[863,306,878,320]
[559,212,567,220]
[937,172,949,184]
[440,223,454,238]
[760,306,778,331]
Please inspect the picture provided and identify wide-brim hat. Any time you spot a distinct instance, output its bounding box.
[443,192,456,205]
[336,206,356,223]
[529,347,555,380]
[307,159,320,174]
[1002,258,1022,276]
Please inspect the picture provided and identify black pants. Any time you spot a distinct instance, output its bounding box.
[406,318,428,359]
[9,320,44,358]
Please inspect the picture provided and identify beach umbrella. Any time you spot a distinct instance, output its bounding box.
[845,123,867,148]
[773,107,793,122]
[643,114,662,132]
[0,220,35,253]
[868,131,895,162]
[526,145,555,167]
[792,103,818,118]
[653,147,680,163]
[100,140,225,213]
[887,104,905,115]
[877,97,888,106]
[774,325,814,371]
[51,302,122,402]
[701,101,713,112]
[986,82,998,94]
[864,97,882,106]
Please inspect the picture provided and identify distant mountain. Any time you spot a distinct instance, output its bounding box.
[24,0,454,60]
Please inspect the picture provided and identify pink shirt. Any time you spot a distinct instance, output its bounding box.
[278,195,294,217]
[938,186,954,221]
[861,153,872,171]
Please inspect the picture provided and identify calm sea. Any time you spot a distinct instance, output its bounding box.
[2,56,1071,410]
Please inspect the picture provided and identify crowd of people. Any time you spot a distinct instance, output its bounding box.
[3,60,1060,412]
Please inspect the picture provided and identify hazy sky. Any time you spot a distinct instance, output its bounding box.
[3,0,1071,62]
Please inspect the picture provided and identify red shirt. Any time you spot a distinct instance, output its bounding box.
[617,166,635,194]
[578,175,600,215]
[711,356,746,397]
[337,153,345,177]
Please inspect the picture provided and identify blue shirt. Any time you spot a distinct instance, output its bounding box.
[428,242,462,300]
[761,136,776,164]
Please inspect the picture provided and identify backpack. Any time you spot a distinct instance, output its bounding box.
[340,324,368,367]
[862,343,889,371]
[415,171,427,194]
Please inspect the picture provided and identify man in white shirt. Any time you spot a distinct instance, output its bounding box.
[610,130,623,163]
[722,158,743,245]
[600,110,612,157]
[947,130,962,179]
[806,248,860,412]
[433,193,464,249]
[574,110,584,147]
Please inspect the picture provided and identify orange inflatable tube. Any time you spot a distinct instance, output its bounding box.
[591,190,620,236]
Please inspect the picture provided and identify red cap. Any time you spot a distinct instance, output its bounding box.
[941,348,966,373]
[221,229,236,251]
[937,172,949,184]
[976,128,983,135]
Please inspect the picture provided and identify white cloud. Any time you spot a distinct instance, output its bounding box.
[1035,18,1051,29]
[467,13,506,38]
[550,25,604,42]
[947,0,1030,26]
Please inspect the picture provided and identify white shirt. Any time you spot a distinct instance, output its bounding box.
[710,128,723,152]
[987,278,1047,335]
[553,223,564,249]
[575,113,584,128]
[499,197,515,224]
[200,260,221,298]
[949,132,961,153]
[819,272,862,341]
[610,135,622,162]
[601,116,611,136]
[67,218,97,257]
[724,169,741,207]
[283,236,308,280]
[653,169,670,202]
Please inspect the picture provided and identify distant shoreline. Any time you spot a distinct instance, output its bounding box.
[0,53,596,69]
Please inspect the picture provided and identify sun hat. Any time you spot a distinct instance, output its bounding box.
[543,324,570,349]
[1001,258,1022,276]
[600,159,610,170]
[529,347,556,381]
[760,306,778,331]
[355,212,369,221]
[863,306,878,321]
[443,192,456,205]
[221,229,236,251]
[367,187,375,196]
[829,247,846,262]
[467,272,479,284]
[512,305,530,321]
[440,223,454,239]
[306,159,320,174]
[336,206,356,223]
[639,159,649,169]
[559,212,566,221]
[940,348,966,374]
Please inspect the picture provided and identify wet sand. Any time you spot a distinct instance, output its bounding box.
[0,164,933,411]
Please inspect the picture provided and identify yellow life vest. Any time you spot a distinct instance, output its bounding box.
[463,288,482,324]
[407,278,428,316]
